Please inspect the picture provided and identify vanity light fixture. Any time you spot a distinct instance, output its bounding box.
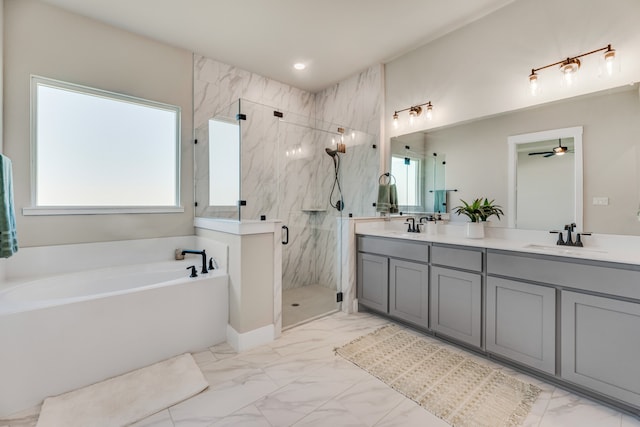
[529,44,616,95]
[392,101,434,128]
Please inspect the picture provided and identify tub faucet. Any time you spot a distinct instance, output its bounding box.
[181,249,208,274]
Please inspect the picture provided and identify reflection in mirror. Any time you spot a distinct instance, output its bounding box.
[390,133,448,213]
[508,127,583,231]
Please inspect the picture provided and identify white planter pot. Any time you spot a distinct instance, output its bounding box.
[465,222,485,239]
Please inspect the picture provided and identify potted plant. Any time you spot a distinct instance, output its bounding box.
[454,198,503,238]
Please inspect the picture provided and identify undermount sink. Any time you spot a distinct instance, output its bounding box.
[523,243,607,256]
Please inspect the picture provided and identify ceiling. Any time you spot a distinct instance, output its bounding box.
[39,0,515,92]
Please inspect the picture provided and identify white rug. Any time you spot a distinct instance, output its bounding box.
[337,325,541,427]
[36,353,208,427]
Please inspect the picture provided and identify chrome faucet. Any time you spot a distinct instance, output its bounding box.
[181,249,208,274]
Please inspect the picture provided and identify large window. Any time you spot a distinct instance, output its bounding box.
[26,76,182,215]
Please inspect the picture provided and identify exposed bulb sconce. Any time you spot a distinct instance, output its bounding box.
[529,44,616,95]
[392,101,434,128]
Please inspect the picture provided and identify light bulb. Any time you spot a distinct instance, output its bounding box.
[560,58,580,86]
[604,47,616,76]
[298,147,302,153]
[331,137,336,146]
[529,71,539,96]
[426,104,433,120]
[393,112,399,129]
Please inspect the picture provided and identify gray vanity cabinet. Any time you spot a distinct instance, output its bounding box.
[561,291,640,407]
[430,245,483,348]
[486,277,556,374]
[357,235,430,326]
[357,252,389,313]
[389,259,429,328]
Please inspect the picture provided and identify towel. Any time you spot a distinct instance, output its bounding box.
[0,154,18,258]
[433,190,446,213]
[376,184,391,213]
[389,184,398,214]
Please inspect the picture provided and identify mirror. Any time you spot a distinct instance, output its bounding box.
[389,83,640,235]
[390,134,448,213]
[508,127,583,231]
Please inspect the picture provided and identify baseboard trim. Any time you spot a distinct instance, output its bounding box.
[226,324,275,352]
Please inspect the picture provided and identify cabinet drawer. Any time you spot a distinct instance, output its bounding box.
[357,236,429,263]
[487,251,640,300]
[431,244,483,272]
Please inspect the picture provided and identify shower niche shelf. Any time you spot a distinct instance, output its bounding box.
[301,208,327,213]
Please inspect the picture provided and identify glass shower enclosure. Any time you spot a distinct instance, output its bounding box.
[195,99,377,328]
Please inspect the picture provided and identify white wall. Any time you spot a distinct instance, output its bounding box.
[386,0,640,139]
[4,0,194,247]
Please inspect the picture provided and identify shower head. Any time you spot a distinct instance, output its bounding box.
[325,147,338,157]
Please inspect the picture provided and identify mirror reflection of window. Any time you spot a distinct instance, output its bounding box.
[209,118,240,206]
[391,155,421,208]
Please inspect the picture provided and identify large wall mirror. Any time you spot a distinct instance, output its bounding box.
[390,84,640,236]
[507,126,583,231]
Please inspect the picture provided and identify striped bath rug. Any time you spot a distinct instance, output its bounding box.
[336,324,541,427]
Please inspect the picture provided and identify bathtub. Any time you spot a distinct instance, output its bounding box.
[0,260,228,417]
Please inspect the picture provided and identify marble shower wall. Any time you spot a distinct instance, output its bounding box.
[193,54,383,291]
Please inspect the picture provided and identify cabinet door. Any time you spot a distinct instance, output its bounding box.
[389,259,429,328]
[430,266,482,348]
[486,277,556,374]
[357,253,388,313]
[561,291,640,407]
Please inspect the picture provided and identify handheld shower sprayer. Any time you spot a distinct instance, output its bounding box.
[325,147,344,211]
[325,147,338,157]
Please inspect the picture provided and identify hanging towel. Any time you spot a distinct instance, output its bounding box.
[0,154,18,258]
[433,190,447,213]
[376,184,391,213]
[389,184,399,214]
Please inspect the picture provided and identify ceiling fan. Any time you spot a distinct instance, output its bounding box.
[528,139,569,157]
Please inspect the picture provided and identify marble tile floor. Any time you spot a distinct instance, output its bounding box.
[3,311,640,427]
[282,284,339,329]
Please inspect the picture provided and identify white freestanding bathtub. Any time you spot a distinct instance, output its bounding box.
[0,258,228,417]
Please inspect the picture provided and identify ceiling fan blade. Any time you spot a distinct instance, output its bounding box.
[528,151,553,156]
[543,153,555,157]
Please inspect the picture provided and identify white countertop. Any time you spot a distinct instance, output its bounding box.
[355,219,640,266]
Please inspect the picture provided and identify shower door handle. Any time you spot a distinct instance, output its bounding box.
[282,225,289,245]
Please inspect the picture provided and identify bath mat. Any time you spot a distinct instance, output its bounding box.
[36,353,208,427]
[336,325,541,427]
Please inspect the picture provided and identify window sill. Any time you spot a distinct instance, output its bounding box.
[22,206,185,216]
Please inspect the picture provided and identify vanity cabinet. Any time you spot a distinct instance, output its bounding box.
[389,259,429,328]
[356,234,640,414]
[430,245,483,348]
[561,291,640,407]
[486,277,556,374]
[357,252,388,313]
[357,236,429,328]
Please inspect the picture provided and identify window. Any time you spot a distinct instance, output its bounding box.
[26,76,182,215]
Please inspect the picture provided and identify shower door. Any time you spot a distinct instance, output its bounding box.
[276,116,344,328]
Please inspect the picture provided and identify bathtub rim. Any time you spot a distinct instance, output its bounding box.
[0,263,227,316]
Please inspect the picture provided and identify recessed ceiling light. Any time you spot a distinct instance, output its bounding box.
[293,63,306,71]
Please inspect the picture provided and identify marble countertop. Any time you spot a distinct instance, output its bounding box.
[355,220,640,267]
